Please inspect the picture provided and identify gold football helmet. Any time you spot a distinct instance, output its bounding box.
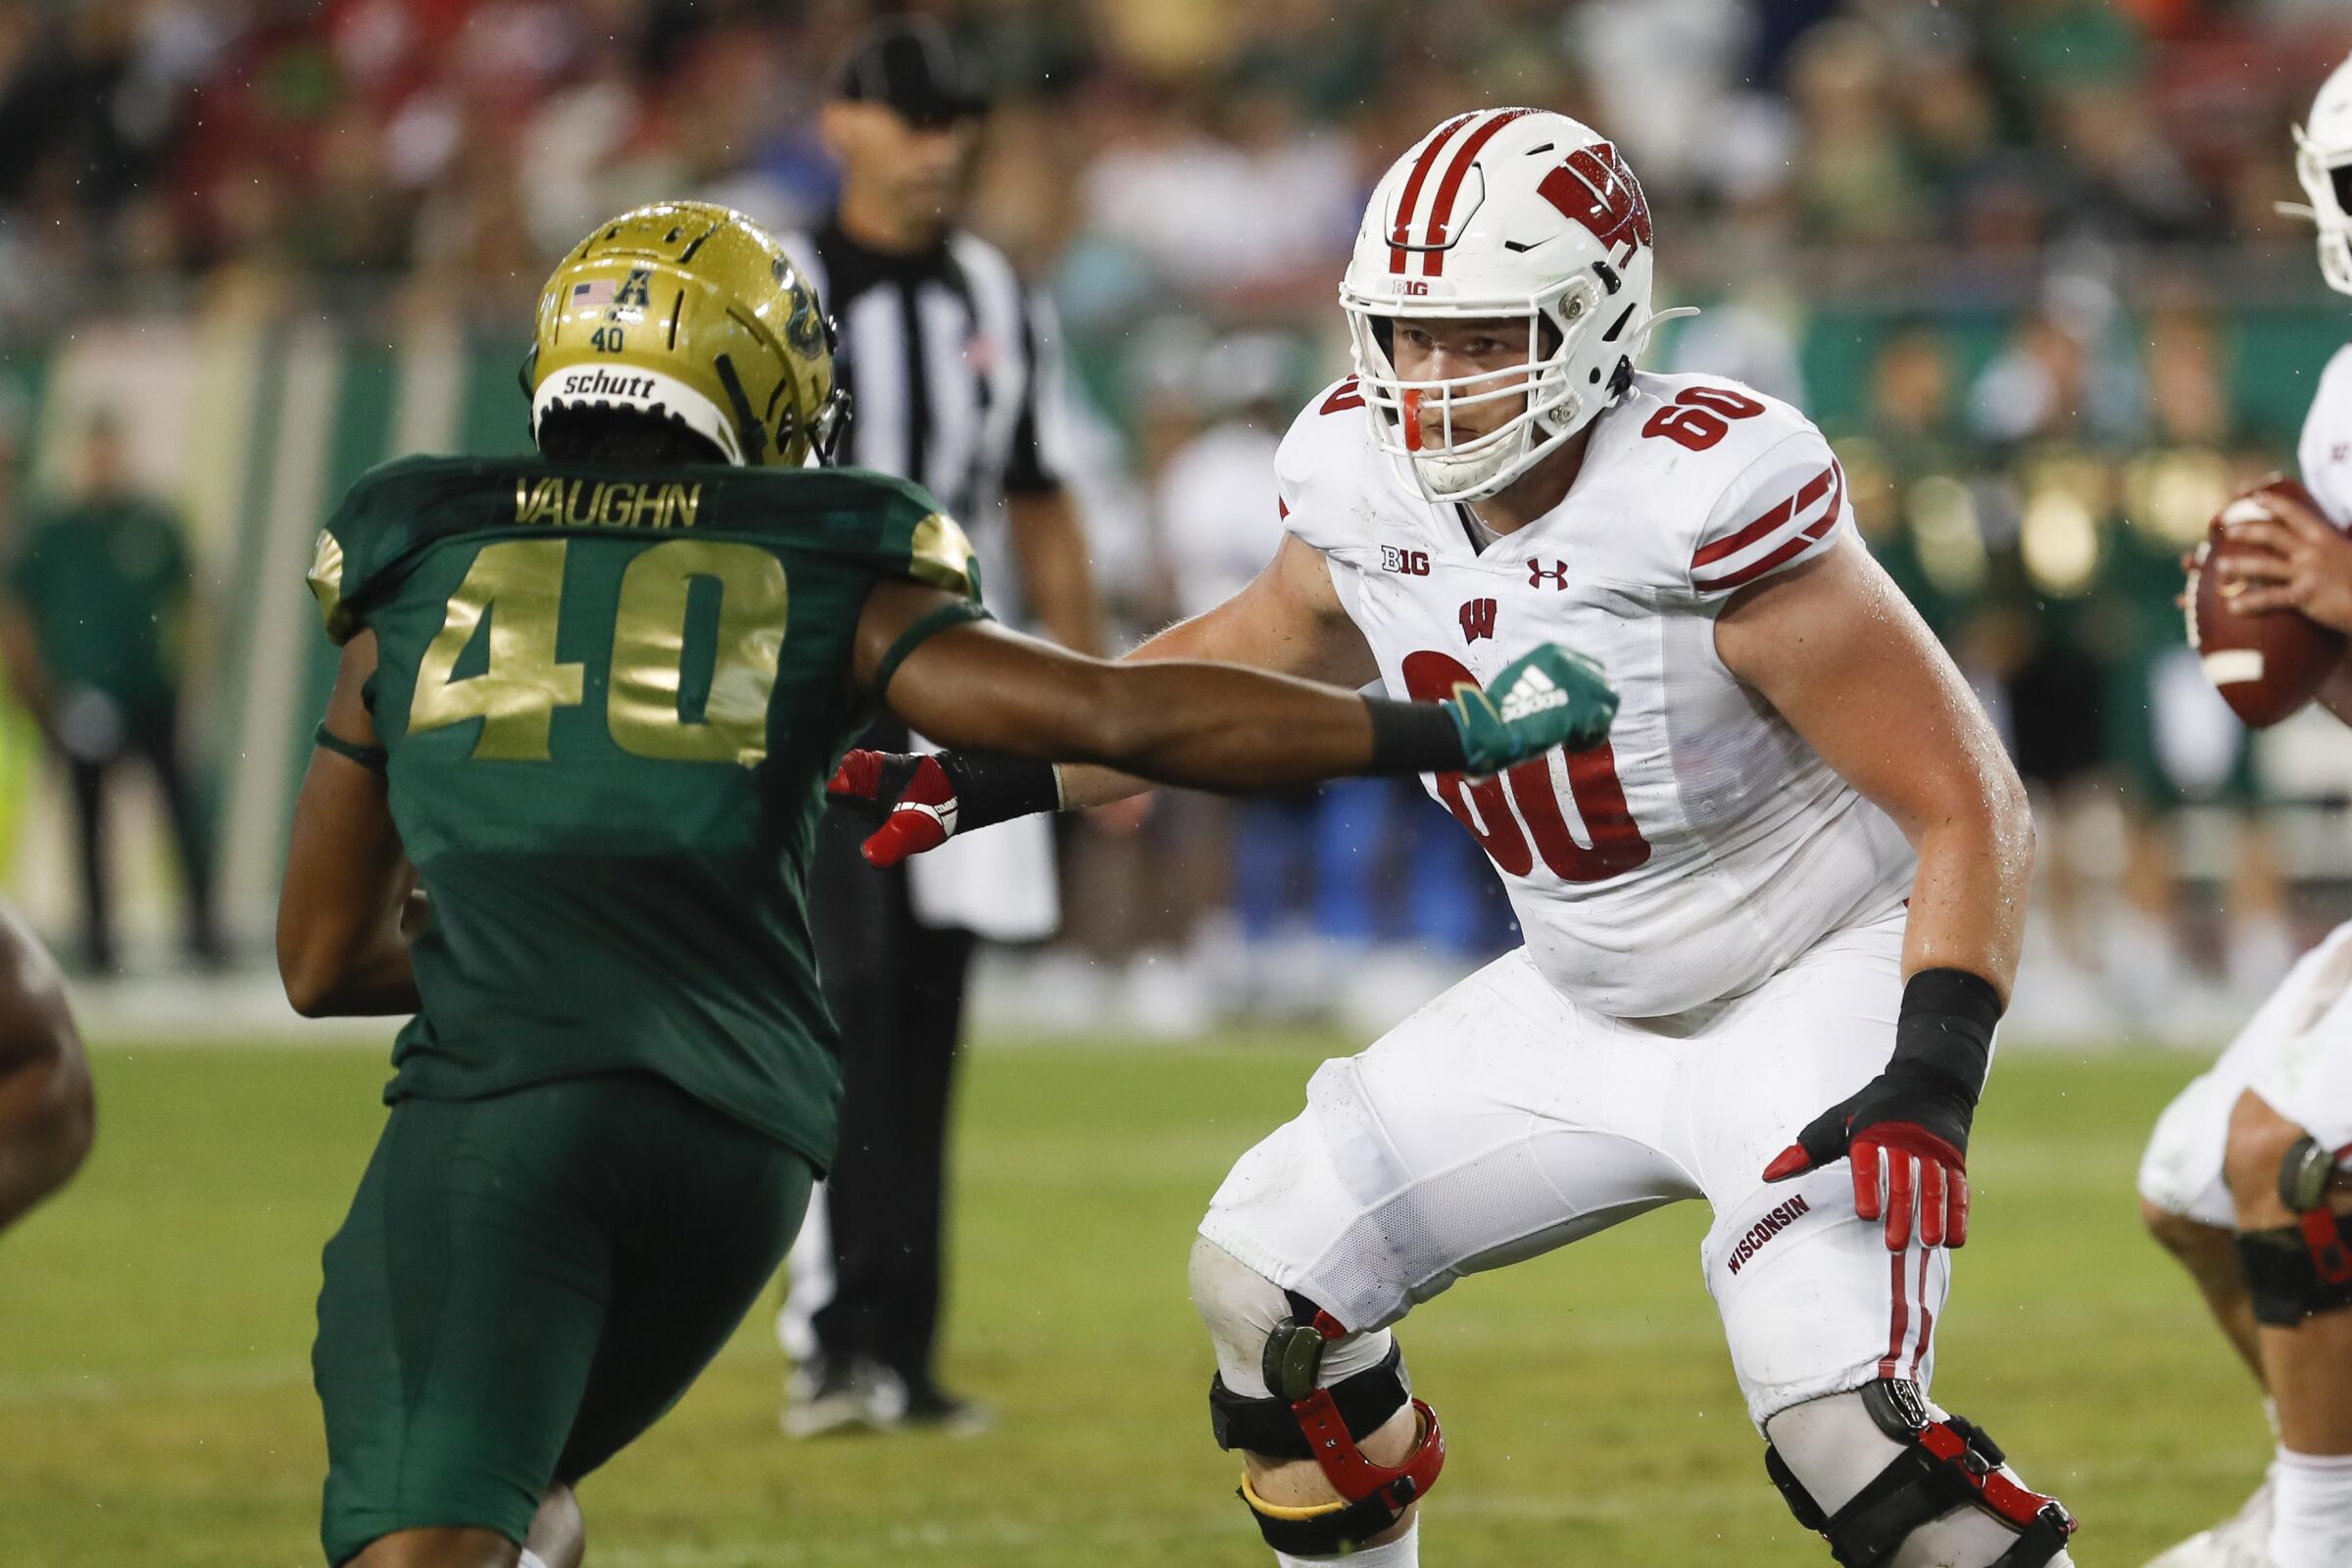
[525,202,844,466]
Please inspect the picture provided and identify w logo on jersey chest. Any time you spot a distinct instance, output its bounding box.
[1459,598,1497,643]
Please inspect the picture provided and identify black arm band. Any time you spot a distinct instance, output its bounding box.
[936,751,1062,830]
[1364,696,1469,775]
[1890,967,2001,1102]
[314,723,388,773]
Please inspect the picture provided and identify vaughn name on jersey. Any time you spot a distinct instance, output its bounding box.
[1281,368,1915,1018]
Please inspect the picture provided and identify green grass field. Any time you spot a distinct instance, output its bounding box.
[0,1035,2265,1567]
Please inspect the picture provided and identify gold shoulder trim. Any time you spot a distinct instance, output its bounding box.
[907,511,979,599]
[306,528,357,643]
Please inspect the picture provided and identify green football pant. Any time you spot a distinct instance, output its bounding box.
[313,1072,814,1565]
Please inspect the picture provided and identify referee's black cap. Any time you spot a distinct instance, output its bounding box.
[833,19,991,129]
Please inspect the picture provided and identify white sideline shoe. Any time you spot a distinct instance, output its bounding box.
[2143,1477,2275,1568]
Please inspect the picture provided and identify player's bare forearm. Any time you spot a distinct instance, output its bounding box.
[1717,535,2032,1000]
[1052,533,1380,808]
[1050,611,1227,809]
[1006,490,1107,656]
[878,612,1391,792]
[277,633,421,1018]
[1899,814,2032,1002]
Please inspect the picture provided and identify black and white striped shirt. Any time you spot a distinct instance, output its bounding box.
[784,218,1064,530]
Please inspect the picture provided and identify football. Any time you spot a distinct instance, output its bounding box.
[2187,474,2347,727]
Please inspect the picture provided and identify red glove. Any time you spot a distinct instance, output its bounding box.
[1764,1117,1970,1250]
[1761,969,1999,1252]
[825,751,958,867]
[825,748,1061,868]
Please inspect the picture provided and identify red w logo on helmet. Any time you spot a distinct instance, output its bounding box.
[1536,142,1652,253]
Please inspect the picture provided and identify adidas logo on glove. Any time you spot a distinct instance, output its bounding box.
[1497,664,1570,722]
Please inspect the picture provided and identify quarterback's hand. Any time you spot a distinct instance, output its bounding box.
[1446,645,1619,776]
[1763,1064,1976,1250]
[2213,488,2352,634]
[826,751,959,867]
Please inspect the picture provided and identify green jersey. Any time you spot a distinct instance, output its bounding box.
[307,455,985,1167]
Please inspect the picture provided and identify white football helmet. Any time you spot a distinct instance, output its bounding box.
[2291,56,2352,296]
[1341,108,1689,503]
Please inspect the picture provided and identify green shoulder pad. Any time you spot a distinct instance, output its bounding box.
[780,467,982,602]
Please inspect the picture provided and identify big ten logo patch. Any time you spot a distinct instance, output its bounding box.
[1459,598,1497,643]
[1382,545,1432,576]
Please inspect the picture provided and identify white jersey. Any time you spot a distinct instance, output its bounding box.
[1279,369,1915,1017]
[2301,341,2352,528]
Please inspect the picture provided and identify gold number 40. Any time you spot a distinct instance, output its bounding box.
[409,538,787,765]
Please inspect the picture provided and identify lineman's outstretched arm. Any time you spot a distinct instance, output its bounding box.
[1050,533,1379,808]
[1725,536,2034,1250]
[277,632,422,1018]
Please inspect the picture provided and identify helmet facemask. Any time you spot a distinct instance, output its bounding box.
[2293,122,2352,296]
[1344,274,1609,504]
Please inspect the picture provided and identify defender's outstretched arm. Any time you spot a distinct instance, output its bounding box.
[831,537,1393,860]
[857,567,1590,798]
[1043,534,1379,808]
[278,633,422,1018]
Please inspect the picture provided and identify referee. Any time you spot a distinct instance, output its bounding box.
[777,20,1105,1438]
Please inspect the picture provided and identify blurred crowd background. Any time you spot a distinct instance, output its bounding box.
[6,0,2352,1043]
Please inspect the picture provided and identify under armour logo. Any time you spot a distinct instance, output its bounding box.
[1528,560,1570,589]
[1497,664,1568,722]
[1460,598,1497,643]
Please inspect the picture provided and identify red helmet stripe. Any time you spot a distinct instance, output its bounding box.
[1389,113,1479,273]
[1421,107,1538,276]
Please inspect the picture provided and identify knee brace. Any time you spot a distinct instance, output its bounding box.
[1207,1291,1446,1556]
[1764,1381,2076,1568]
[2237,1135,2352,1326]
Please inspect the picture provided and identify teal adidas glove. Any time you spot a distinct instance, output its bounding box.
[1442,645,1619,776]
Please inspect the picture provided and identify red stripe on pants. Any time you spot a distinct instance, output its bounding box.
[1878,1250,1910,1380]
